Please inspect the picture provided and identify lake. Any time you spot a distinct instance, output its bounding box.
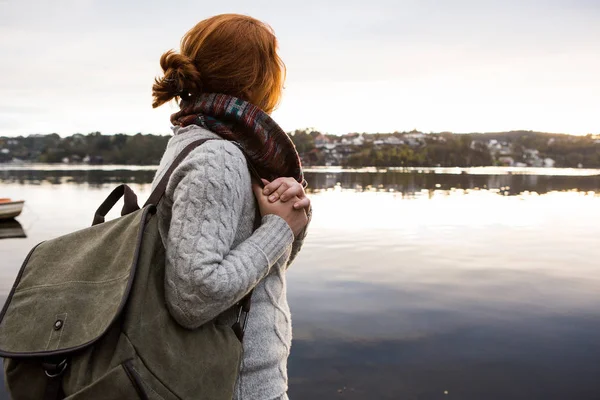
[1,166,600,399]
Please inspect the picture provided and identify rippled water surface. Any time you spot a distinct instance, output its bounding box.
[1,167,600,399]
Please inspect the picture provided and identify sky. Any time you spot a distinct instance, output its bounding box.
[0,0,598,137]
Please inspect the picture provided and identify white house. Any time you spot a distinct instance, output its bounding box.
[351,135,365,146]
[314,134,331,149]
[524,149,540,158]
[405,132,425,139]
[385,137,403,145]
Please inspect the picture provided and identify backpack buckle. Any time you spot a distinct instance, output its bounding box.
[43,359,68,378]
[232,293,252,341]
[232,305,249,341]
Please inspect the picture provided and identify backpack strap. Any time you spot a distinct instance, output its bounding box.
[144,138,217,207]
[42,358,67,400]
[92,184,140,226]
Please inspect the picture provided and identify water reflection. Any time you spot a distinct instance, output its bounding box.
[1,170,600,399]
[289,314,600,399]
[306,171,600,197]
[0,219,26,240]
[0,169,157,187]
[3,168,600,197]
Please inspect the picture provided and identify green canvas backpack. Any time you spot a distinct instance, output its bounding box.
[0,138,256,400]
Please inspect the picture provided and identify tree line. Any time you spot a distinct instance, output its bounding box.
[1,130,599,168]
[0,133,170,165]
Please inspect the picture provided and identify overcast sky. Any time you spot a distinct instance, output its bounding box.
[0,0,598,136]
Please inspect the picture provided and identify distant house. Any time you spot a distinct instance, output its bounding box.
[531,158,544,168]
[351,135,365,146]
[524,149,540,158]
[497,146,512,156]
[314,134,331,149]
[405,131,425,139]
[336,142,355,155]
[524,148,543,167]
[340,133,365,146]
[544,158,556,168]
[403,133,425,147]
[384,136,403,146]
[498,156,514,166]
[488,140,513,156]
[487,140,504,154]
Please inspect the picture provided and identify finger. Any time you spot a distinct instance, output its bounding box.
[269,182,290,202]
[279,186,302,202]
[261,178,270,187]
[293,197,311,210]
[284,182,306,201]
[263,177,285,195]
[263,177,293,195]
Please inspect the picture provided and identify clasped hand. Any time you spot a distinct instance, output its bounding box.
[252,177,310,238]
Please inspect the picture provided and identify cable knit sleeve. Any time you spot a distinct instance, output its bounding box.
[286,204,312,268]
[164,140,295,329]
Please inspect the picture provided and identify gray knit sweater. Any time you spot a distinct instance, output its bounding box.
[150,125,308,400]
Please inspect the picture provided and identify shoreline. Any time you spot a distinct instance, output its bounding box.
[1,164,600,177]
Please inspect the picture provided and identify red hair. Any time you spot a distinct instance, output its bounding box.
[152,14,285,113]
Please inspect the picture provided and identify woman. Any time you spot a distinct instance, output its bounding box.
[150,14,311,400]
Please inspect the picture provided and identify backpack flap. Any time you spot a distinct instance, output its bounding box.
[0,206,153,358]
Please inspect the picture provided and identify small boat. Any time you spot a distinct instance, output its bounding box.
[0,219,26,239]
[0,198,25,220]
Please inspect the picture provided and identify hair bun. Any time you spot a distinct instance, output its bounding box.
[152,50,203,108]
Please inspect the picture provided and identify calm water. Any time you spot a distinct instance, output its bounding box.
[1,167,600,399]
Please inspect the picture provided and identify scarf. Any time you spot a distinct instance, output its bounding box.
[171,93,304,184]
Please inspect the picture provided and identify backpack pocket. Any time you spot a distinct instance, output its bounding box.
[3,358,47,400]
[65,360,148,399]
[120,357,180,400]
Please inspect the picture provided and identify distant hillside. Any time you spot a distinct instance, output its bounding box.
[470,130,563,139]
[289,129,600,168]
[1,130,599,168]
[0,132,170,165]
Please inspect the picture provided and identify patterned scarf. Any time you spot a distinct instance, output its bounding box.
[171,93,304,184]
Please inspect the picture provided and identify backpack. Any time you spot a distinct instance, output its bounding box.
[0,138,256,400]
